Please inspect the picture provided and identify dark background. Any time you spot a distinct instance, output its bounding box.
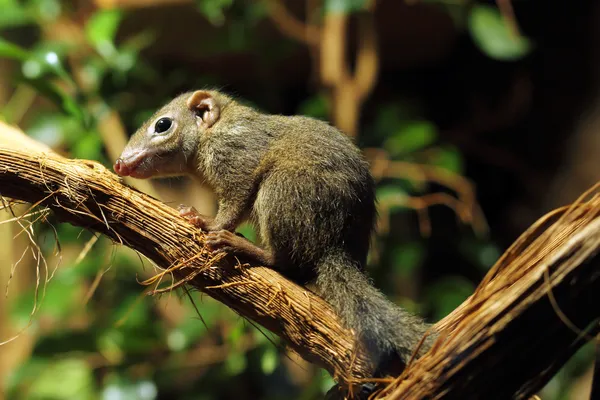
[0,0,598,399]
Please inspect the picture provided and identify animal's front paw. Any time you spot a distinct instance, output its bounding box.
[205,230,242,253]
[178,205,214,231]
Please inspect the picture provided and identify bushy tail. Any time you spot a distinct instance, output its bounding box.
[315,250,431,370]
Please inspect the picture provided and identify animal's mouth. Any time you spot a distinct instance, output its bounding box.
[114,150,151,178]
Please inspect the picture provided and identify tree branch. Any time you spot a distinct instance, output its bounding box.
[379,189,600,399]
[0,122,373,385]
[2,122,600,399]
[265,0,321,46]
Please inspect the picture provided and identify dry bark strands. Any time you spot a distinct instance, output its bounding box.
[0,147,372,383]
[2,122,600,398]
[379,187,600,399]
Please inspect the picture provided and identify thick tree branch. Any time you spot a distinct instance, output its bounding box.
[379,190,600,399]
[1,122,600,399]
[0,123,373,384]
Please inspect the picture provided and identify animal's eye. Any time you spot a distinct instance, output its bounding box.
[154,117,173,134]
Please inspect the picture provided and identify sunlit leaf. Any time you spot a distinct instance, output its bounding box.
[468,5,532,61]
[102,325,160,354]
[195,0,234,26]
[134,380,158,400]
[0,37,30,60]
[111,293,151,329]
[29,358,96,400]
[27,113,76,148]
[5,358,47,397]
[384,121,437,156]
[237,222,257,243]
[22,77,87,123]
[10,269,81,325]
[227,319,246,348]
[224,352,247,376]
[121,30,157,53]
[72,132,103,160]
[0,0,33,28]
[319,373,336,394]
[260,346,278,375]
[430,146,463,174]
[102,376,157,400]
[85,9,123,59]
[30,0,61,22]
[97,329,125,362]
[167,309,213,351]
[27,44,77,87]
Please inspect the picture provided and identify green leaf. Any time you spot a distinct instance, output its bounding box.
[30,0,62,22]
[319,373,336,394]
[297,93,330,120]
[236,222,256,243]
[391,242,425,277]
[459,238,501,271]
[195,0,234,26]
[29,358,96,400]
[72,133,103,160]
[28,44,76,87]
[133,380,158,400]
[227,319,246,348]
[102,375,157,400]
[22,77,87,123]
[384,121,437,156]
[430,146,463,174]
[26,113,75,148]
[85,9,123,59]
[111,293,151,330]
[167,313,210,351]
[10,269,81,325]
[224,352,247,376]
[376,185,409,213]
[426,276,475,320]
[5,357,47,397]
[324,0,368,14]
[468,5,532,61]
[260,346,278,375]
[0,37,30,60]
[0,0,33,28]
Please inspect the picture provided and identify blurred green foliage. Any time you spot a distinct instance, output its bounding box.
[0,0,590,399]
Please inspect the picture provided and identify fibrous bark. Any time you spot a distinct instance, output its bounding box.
[1,122,600,399]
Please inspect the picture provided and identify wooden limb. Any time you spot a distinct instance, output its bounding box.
[378,186,600,399]
[265,0,321,46]
[0,123,373,387]
[320,12,350,87]
[2,123,600,399]
[354,6,379,101]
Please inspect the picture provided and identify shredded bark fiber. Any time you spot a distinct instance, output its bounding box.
[1,122,600,399]
[377,185,600,399]
[0,148,372,385]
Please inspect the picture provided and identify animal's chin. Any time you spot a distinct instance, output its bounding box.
[127,167,155,179]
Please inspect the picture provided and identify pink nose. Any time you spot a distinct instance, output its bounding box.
[114,158,130,176]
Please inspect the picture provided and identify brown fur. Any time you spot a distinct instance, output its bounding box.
[115,90,431,372]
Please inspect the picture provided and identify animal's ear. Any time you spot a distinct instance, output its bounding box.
[186,91,220,128]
